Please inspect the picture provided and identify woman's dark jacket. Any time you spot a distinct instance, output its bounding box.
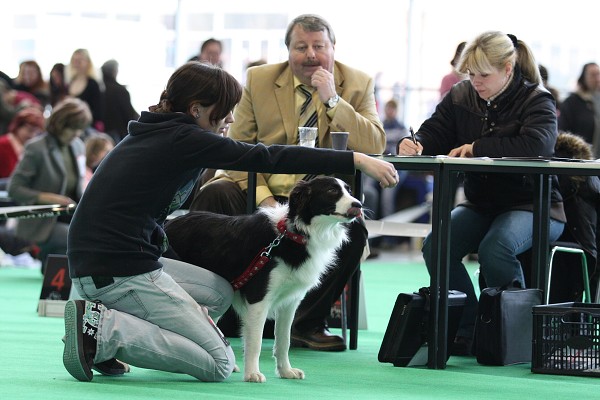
[416,66,564,219]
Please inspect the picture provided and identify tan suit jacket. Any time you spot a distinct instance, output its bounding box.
[214,61,385,205]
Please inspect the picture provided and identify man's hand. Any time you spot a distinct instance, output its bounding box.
[310,67,337,103]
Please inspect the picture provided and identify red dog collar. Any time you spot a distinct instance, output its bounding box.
[231,218,306,290]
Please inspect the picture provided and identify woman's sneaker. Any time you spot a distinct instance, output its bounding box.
[93,358,131,376]
[63,300,105,381]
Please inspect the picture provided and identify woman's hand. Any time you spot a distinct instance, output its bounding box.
[397,138,423,155]
[354,153,399,188]
[37,192,76,206]
[448,143,474,158]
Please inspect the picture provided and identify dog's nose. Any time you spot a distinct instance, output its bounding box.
[352,201,362,209]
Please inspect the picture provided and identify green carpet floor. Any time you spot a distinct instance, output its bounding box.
[1,255,599,399]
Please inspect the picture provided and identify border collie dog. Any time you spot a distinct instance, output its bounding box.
[165,177,362,383]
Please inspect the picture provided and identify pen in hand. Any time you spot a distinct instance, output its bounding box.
[409,126,417,145]
[409,126,421,155]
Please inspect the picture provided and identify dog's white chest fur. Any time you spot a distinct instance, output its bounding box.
[232,204,348,318]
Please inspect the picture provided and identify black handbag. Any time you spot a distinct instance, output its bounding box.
[475,286,543,365]
[378,287,466,367]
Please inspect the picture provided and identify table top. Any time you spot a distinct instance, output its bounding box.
[379,155,600,173]
[0,204,76,220]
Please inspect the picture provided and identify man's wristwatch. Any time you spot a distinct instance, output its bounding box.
[324,94,340,109]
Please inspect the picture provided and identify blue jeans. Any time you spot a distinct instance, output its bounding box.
[422,206,564,339]
[72,257,235,381]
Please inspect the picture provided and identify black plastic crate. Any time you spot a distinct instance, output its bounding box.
[532,302,600,377]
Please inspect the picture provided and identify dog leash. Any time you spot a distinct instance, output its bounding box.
[230,218,307,290]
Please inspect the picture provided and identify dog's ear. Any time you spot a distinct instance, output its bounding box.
[288,180,311,220]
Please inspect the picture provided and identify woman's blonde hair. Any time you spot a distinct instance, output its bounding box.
[457,31,542,85]
[68,48,97,81]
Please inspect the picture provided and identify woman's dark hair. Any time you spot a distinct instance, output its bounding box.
[150,62,242,125]
[49,63,68,106]
[577,62,599,92]
[200,38,222,53]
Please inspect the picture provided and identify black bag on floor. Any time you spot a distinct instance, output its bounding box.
[475,287,543,365]
[378,287,466,367]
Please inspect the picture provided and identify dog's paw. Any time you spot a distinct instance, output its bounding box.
[233,364,240,373]
[244,371,267,383]
[278,367,305,380]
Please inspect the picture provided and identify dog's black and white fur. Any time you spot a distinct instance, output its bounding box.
[165,177,362,382]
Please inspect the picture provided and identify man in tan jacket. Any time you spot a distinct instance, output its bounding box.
[190,14,385,351]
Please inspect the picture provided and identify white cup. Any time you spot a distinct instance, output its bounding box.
[298,127,318,147]
[331,131,349,150]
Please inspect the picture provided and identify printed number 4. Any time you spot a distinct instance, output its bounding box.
[50,268,66,292]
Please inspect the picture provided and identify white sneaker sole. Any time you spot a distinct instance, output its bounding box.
[63,300,93,382]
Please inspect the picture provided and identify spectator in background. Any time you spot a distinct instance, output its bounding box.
[0,107,45,178]
[100,59,139,142]
[0,78,42,134]
[439,41,467,99]
[13,60,50,107]
[68,49,104,131]
[382,99,407,154]
[49,63,69,107]
[368,99,409,249]
[0,79,18,134]
[189,38,223,67]
[83,132,115,189]
[539,64,561,110]
[8,98,90,267]
[559,62,600,156]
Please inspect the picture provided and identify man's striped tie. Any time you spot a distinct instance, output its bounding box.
[298,85,318,129]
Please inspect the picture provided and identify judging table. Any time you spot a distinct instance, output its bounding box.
[0,204,76,221]
[372,155,600,369]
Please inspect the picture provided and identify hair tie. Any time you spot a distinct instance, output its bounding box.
[507,34,518,49]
